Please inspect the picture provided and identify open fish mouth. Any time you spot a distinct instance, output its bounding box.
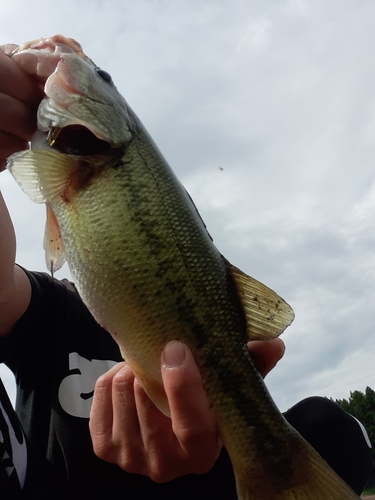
[13,35,131,152]
[32,125,112,156]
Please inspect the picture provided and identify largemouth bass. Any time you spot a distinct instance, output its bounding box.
[7,35,359,499]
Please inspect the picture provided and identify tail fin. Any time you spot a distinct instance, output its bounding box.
[235,437,360,500]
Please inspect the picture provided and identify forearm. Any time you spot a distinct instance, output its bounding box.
[0,192,31,336]
[0,192,17,298]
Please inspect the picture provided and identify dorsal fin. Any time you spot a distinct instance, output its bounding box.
[227,261,294,341]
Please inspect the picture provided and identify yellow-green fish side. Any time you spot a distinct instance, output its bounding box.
[43,128,309,495]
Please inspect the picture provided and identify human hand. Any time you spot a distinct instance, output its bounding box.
[0,44,43,170]
[89,338,284,482]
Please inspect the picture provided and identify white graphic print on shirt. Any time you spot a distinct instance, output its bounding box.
[58,353,118,418]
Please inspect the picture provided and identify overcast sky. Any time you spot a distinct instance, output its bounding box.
[1,0,375,411]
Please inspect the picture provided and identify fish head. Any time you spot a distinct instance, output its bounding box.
[12,35,133,153]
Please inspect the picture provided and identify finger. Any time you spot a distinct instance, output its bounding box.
[133,378,178,481]
[89,364,118,456]
[0,94,37,142]
[100,363,152,476]
[0,44,19,57]
[247,338,285,378]
[0,51,43,107]
[90,363,137,464]
[133,376,171,444]
[161,341,221,472]
[0,131,29,171]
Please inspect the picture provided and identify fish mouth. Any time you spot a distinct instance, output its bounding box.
[38,125,112,156]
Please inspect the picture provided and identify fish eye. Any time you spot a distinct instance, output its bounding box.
[96,69,112,84]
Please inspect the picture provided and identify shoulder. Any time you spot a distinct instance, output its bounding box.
[20,269,90,321]
[2,269,103,363]
[13,268,121,355]
[0,265,31,338]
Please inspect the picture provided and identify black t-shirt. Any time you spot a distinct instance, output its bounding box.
[0,376,73,499]
[0,270,237,499]
[0,376,27,498]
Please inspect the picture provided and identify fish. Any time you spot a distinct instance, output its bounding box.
[7,35,359,499]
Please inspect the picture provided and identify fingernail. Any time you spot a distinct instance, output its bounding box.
[162,341,186,368]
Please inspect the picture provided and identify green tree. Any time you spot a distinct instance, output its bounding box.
[334,386,375,488]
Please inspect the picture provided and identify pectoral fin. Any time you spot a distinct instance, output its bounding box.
[6,149,74,203]
[44,204,66,275]
[227,261,294,341]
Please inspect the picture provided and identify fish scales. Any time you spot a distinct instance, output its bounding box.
[7,35,360,499]
[53,124,253,404]
[51,151,304,495]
